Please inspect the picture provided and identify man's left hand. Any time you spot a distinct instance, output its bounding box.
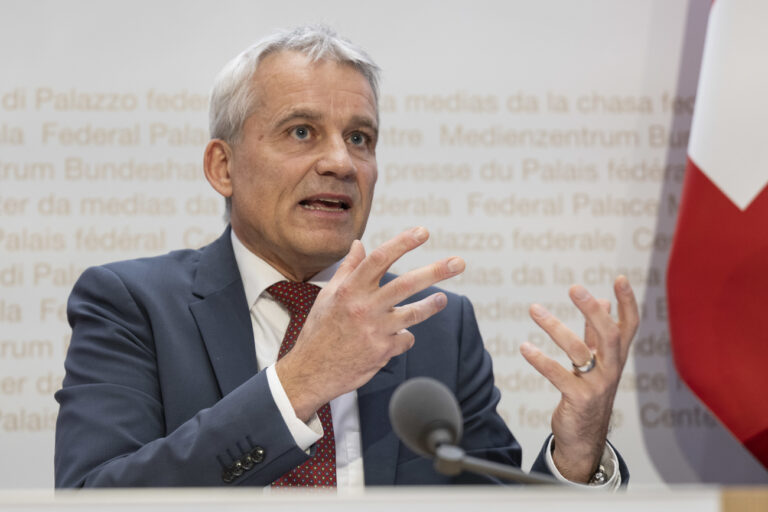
[520,275,639,483]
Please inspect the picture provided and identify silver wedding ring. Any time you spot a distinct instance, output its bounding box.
[572,353,596,374]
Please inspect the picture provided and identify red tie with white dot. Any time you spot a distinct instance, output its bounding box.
[267,280,337,488]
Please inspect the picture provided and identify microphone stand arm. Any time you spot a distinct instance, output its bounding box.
[433,444,559,485]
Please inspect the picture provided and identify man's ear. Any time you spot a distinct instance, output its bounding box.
[203,139,234,198]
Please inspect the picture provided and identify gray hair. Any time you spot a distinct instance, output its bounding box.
[209,24,381,145]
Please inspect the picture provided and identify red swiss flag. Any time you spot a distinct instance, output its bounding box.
[667,1,768,468]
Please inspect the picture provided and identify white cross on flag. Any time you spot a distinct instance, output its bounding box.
[667,0,768,468]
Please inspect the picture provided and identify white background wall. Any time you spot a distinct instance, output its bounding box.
[1,0,766,487]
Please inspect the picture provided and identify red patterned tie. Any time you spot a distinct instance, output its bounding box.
[268,280,337,488]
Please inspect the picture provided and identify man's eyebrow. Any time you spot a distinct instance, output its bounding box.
[273,109,322,129]
[350,115,378,134]
[272,110,378,134]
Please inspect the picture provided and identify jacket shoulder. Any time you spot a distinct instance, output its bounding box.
[99,247,203,286]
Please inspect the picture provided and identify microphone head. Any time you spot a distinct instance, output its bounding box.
[388,377,463,457]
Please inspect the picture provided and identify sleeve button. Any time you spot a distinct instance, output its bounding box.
[231,460,244,477]
[251,446,265,463]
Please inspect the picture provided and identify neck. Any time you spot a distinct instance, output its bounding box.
[231,226,324,283]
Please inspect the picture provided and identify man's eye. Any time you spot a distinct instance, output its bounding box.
[292,126,310,140]
[349,132,368,146]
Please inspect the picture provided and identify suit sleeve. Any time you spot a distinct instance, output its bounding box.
[54,266,308,487]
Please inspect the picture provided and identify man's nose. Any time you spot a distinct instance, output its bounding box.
[315,135,356,179]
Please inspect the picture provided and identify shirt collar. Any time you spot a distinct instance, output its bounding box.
[230,229,339,309]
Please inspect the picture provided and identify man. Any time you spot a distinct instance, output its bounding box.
[55,25,638,488]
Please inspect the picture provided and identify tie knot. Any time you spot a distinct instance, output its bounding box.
[267,280,320,317]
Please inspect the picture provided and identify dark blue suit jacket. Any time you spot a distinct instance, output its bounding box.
[54,228,624,487]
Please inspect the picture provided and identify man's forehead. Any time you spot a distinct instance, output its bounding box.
[249,51,377,127]
[251,51,375,105]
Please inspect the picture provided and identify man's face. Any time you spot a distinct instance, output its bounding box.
[226,51,378,280]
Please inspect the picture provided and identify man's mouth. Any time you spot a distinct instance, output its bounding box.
[299,196,351,212]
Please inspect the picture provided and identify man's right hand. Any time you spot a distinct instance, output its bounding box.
[275,226,465,421]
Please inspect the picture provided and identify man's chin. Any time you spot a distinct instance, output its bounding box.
[299,244,350,266]
[292,236,355,270]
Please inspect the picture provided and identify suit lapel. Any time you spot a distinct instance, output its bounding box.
[359,353,406,485]
[189,227,258,397]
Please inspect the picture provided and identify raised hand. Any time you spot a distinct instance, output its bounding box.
[520,276,639,482]
[276,227,466,421]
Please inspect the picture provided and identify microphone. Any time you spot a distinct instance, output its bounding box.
[388,377,463,457]
[389,377,558,485]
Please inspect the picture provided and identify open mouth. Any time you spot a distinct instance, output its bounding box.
[299,197,351,212]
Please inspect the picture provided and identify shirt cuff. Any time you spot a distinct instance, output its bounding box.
[266,364,323,451]
[544,437,622,490]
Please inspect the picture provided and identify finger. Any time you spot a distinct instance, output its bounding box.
[569,285,620,356]
[378,256,464,307]
[520,342,573,392]
[614,275,639,360]
[391,292,448,331]
[389,329,416,357]
[350,227,429,285]
[529,303,592,368]
[333,239,366,282]
[584,299,611,352]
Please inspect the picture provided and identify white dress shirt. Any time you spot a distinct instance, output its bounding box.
[230,231,619,489]
[231,231,364,488]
